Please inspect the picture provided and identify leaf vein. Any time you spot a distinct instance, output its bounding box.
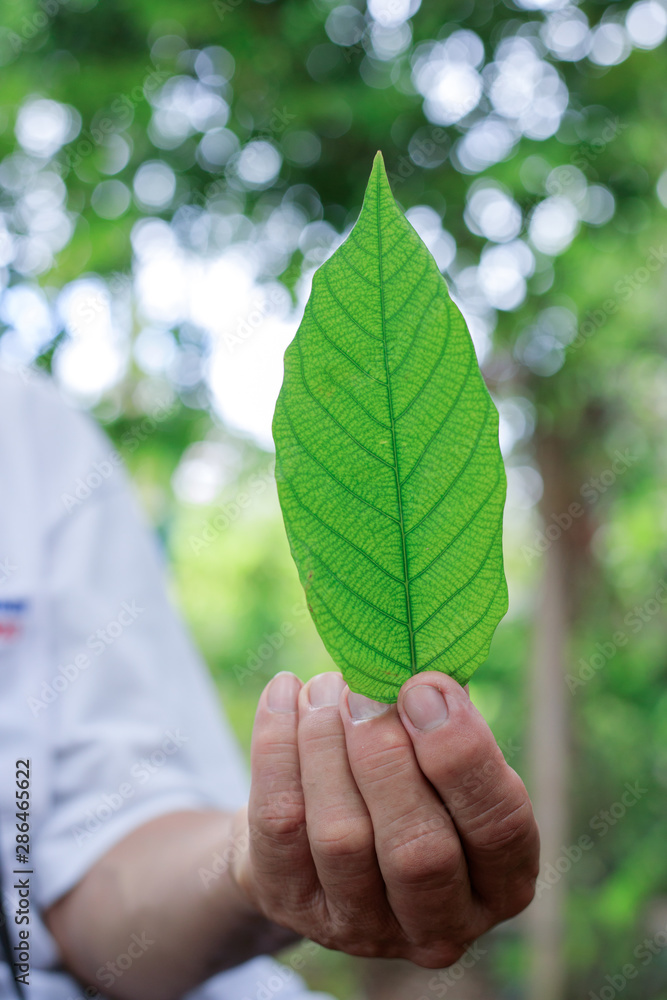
[405,405,490,537]
[323,370,391,431]
[338,248,380,290]
[281,478,403,585]
[413,523,502,635]
[349,224,411,260]
[279,399,400,525]
[376,162,417,673]
[408,466,503,584]
[321,267,382,343]
[384,255,430,323]
[285,526,408,628]
[314,589,412,671]
[395,297,459,432]
[389,282,441,380]
[399,349,475,485]
[295,335,394,470]
[420,576,505,670]
[309,307,386,386]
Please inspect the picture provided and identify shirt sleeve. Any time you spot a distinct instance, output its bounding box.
[33,422,250,910]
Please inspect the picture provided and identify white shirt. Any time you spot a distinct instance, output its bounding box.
[0,369,335,1000]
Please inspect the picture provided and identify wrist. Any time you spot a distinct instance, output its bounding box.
[227,805,260,916]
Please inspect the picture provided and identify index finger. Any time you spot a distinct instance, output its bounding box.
[244,672,320,924]
[397,673,539,920]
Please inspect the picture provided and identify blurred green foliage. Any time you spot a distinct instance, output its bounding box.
[2,0,667,996]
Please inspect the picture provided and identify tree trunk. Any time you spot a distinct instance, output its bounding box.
[526,435,576,1000]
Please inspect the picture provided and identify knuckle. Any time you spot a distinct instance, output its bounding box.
[383,805,448,856]
[353,737,413,784]
[254,789,304,841]
[253,730,297,760]
[320,932,404,961]
[387,835,462,889]
[505,876,537,917]
[314,907,403,959]
[299,725,345,754]
[496,850,539,918]
[456,769,537,854]
[359,940,402,960]
[475,792,537,855]
[455,736,493,776]
[446,748,505,810]
[312,818,373,861]
[491,874,537,923]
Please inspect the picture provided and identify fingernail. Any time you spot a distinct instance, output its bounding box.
[403,685,448,731]
[308,672,345,708]
[347,690,390,722]
[267,672,300,713]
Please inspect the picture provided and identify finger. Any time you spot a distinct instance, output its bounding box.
[340,688,479,960]
[297,672,399,954]
[397,673,539,919]
[245,672,320,924]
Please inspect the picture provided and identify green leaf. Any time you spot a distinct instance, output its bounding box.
[273,152,508,702]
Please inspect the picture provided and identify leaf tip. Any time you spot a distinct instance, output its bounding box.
[372,149,389,187]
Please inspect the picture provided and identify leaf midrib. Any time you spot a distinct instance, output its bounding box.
[376,167,417,674]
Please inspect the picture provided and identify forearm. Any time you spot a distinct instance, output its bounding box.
[45,809,298,1000]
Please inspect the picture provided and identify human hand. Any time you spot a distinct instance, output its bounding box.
[231,670,539,968]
